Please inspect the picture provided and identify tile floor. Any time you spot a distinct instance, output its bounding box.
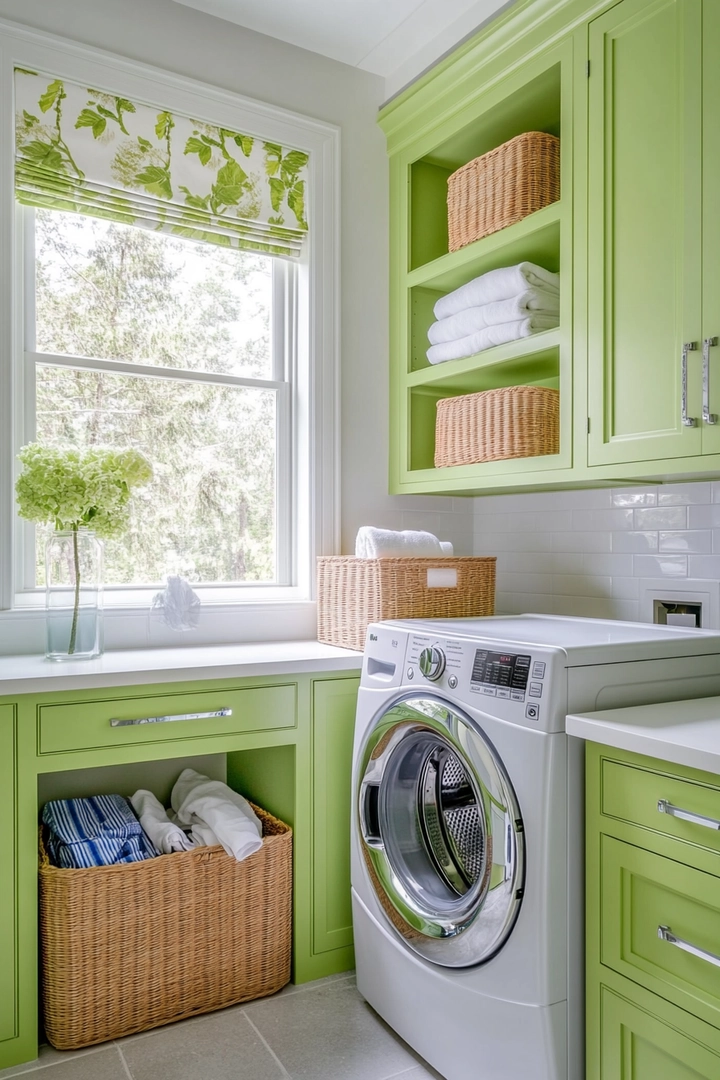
[0,973,444,1080]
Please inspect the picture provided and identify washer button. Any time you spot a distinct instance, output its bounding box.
[447,674,458,689]
[529,683,543,698]
[525,703,540,721]
[496,689,510,699]
[510,691,524,702]
[482,687,497,697]
[406,667,414,680]
[532,661,546,679]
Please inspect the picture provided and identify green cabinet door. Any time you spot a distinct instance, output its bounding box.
[587,0,703,466]
[599,983,720,1079]
[701,0,720,453]
[0,705,16,1045]
[311,678,358,961]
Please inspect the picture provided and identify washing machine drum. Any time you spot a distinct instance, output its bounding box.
[358,695,525,968]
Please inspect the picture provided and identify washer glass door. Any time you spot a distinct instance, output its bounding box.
[358,695,524,968]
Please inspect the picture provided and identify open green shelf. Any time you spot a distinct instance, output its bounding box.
[407,328,561,393]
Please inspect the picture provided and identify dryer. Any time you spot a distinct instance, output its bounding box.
[351,615,720,1080]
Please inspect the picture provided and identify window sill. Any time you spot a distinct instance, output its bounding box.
[0,596,320,656]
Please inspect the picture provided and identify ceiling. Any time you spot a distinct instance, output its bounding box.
[169,0,509,82]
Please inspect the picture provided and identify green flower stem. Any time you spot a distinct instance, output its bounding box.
[68,526,80,656]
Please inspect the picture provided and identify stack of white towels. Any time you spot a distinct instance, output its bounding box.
[131,769,263,862]
[426,261,560,365]
[355,527,453,558]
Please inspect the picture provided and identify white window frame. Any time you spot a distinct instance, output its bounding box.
[0,19,340,650]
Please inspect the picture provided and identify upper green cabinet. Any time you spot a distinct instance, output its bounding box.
[587,0,704,466]
[380,0,720,494]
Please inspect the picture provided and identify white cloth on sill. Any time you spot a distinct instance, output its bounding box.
[130,789,195,854]
[170,769,263,862]
[426,315,559,365]
[433,263,560,321]
[354,527,454,559]
[427,289,560,345]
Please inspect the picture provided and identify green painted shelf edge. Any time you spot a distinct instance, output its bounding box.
[406,201,562,292]
[407,328,561,390]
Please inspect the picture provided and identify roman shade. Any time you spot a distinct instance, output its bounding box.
[14,68,309,258]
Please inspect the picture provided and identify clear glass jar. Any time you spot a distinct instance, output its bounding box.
[45,528,104,661]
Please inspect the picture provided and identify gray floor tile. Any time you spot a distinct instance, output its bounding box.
[245,980,418,1080]
[0,1044,114,1078]
[120,1011,286,1080]
[385,1065,445,1080]
[0,1047,128,1080]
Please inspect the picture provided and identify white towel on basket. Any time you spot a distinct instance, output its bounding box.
[355,527,454,559]
[427,315,559,365]
[428,289,559,346]
[130,789,195,854]
[434,263,560,321]
[170,769,263,862]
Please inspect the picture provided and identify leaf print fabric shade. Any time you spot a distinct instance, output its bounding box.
[14,69,309,258]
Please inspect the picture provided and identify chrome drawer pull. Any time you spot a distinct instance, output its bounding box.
[658,925,720,968]
[703,337,719,424]
[110,708,232,728]
[657,799,720,830]
[681,341,698,427]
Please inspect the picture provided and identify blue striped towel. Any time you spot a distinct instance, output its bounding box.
[42,794,159,869]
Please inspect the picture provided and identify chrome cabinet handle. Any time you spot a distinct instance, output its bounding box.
[703,337,718,424]
[681,341,697,426]
[110,708,232,727]
[657,798,720,830]
[658,925,720,968]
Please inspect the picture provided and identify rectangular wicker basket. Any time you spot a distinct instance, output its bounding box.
[39,804,292,1049]
[447,131,560,252]
[317,556,496,651]
[435,385,560,468]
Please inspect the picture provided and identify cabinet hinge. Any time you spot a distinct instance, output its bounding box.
[585,60,591,77]
[587,417,591,434]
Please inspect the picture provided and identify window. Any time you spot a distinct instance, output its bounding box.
[0,34,339,639]
[27,207,290,588]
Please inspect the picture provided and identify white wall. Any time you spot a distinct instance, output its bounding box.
[0,0,473,563]
[474,482,720,624]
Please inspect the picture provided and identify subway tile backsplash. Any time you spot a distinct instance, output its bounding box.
[473,481,720,622]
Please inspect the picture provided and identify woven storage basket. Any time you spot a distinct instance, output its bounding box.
[317,556,496,651]
[447,131,560,252]
[435,385,560,468]
[39,804,292,1049]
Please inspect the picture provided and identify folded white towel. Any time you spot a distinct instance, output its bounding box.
[427,315,559,365]
[434,263,560,321]
[130,789,195,854]
[170,769,263,862]
[428,289,559,346]
[355,527,454,559]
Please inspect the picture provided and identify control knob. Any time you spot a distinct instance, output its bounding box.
[418,646,446,682]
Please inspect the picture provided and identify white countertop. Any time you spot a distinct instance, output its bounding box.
[567,695,720,775]
[0,640,363,696]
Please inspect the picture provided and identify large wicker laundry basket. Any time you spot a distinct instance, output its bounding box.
[39,803,292,1049]
[435,385,560,467]
[317,556,496,651]
[447,131,560,252]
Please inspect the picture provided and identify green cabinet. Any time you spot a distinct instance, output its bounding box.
[587,0,703,466]
[587,742,720,1079]
[380,0,720,492]
[311,678,358,963]
[0,705,16,1046]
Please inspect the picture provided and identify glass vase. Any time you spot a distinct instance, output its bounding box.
[45,528,104,661]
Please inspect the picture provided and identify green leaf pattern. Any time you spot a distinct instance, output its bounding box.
[14,69,309,258]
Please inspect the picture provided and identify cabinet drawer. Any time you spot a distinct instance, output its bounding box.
[599,982,720,1080]
[601,835,720,1029]
[38,684,296,755]
[601,757,720,860]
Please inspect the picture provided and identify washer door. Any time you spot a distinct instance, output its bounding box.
[358,694,525,968]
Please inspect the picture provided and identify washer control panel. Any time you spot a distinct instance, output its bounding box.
[401,630,562,732]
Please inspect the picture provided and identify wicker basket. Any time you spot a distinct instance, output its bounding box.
[447,132,560,252]
[435,385,560,468]
[39,804,292,1049]
[317,556,496,651]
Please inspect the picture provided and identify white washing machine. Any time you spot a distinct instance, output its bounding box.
[351,615,720,1080]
